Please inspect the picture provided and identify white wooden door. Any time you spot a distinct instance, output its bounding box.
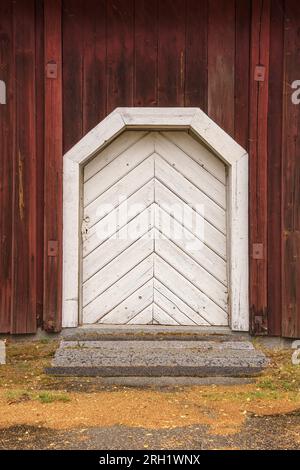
[82,131,228,326]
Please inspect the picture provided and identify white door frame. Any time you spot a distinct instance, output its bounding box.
[62,108,249,331]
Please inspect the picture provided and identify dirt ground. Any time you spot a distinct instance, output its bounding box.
[0,339,299,450]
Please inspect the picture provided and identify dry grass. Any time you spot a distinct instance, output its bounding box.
[0,339,59,390]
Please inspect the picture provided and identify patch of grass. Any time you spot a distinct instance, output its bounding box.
[0,339,60,390]
[257,348,300,393]
[37,391,71,404]
[257,378,277,391]
[281,381,296,392]
[197,387,284,403]
[38,338,55,344]
[247,389,281,400]
[5,389,71,404]
[7,340,59,362]
[5,390,31,404]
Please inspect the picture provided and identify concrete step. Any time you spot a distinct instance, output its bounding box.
[62,325,249,343]
[47,340,268,378]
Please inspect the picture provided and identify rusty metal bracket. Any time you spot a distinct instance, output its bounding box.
[254,65,265,82]
[46,61,57,79]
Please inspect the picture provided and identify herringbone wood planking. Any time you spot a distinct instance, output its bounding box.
[82,131,228,325]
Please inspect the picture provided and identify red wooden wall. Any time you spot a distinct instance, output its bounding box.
[0,0,299,337]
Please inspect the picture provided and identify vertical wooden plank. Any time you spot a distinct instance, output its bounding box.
[82,0,107,133]
[207,0,235,136]
[0,0,13,333]
[11,0,37,333]
[234,0,251,150]
[185,0,208,111]
[134,0,158,107]
[158,0,186,106]
[35,0,45,327]
[62,0,83,152]
[282,0,300,338]
[44,0,63,332]
[107,0,134,113]
[267,0,284,336]
[249,0,270,334]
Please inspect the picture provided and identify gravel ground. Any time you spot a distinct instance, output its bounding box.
[0,410,299,450]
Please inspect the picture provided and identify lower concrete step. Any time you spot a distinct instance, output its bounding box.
[46,340,268,378]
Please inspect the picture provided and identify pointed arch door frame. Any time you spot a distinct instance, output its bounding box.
[62,107,249,331]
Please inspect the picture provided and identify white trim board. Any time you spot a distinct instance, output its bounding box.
[63,107,249,331]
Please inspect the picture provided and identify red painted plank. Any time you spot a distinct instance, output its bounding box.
[0,0,13,333]
[207,0,235,136]
[249,0,270,335]
[134,0,158,107]
[82,0,107,133]
[11,0,37,333]
[282,0,300,338]
[267,0,284,336]
[158,0,186,106]
[35,0,45,327]
[106,0,134,112]
[234,0,251,150]
[185,0,208,110]
[44,0,63,332]
[62,0,83,152]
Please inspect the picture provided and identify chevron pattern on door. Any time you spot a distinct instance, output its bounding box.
[82,131,228,325]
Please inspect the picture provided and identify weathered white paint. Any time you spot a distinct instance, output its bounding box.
[154,207,227,284]
[155,234,228,312]
[155,153,226,233]
[82,132,228,325]
[84,134,154,206]
[63,108,249,331]
[154,278,209,326]
[154,180,226,259]
[229,152,249,331]
[155,135,226,208]
[83,234,154,308]
[83,256,154,323]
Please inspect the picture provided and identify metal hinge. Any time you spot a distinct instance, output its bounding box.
[254,65,265,82]
[46,61,57,79]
